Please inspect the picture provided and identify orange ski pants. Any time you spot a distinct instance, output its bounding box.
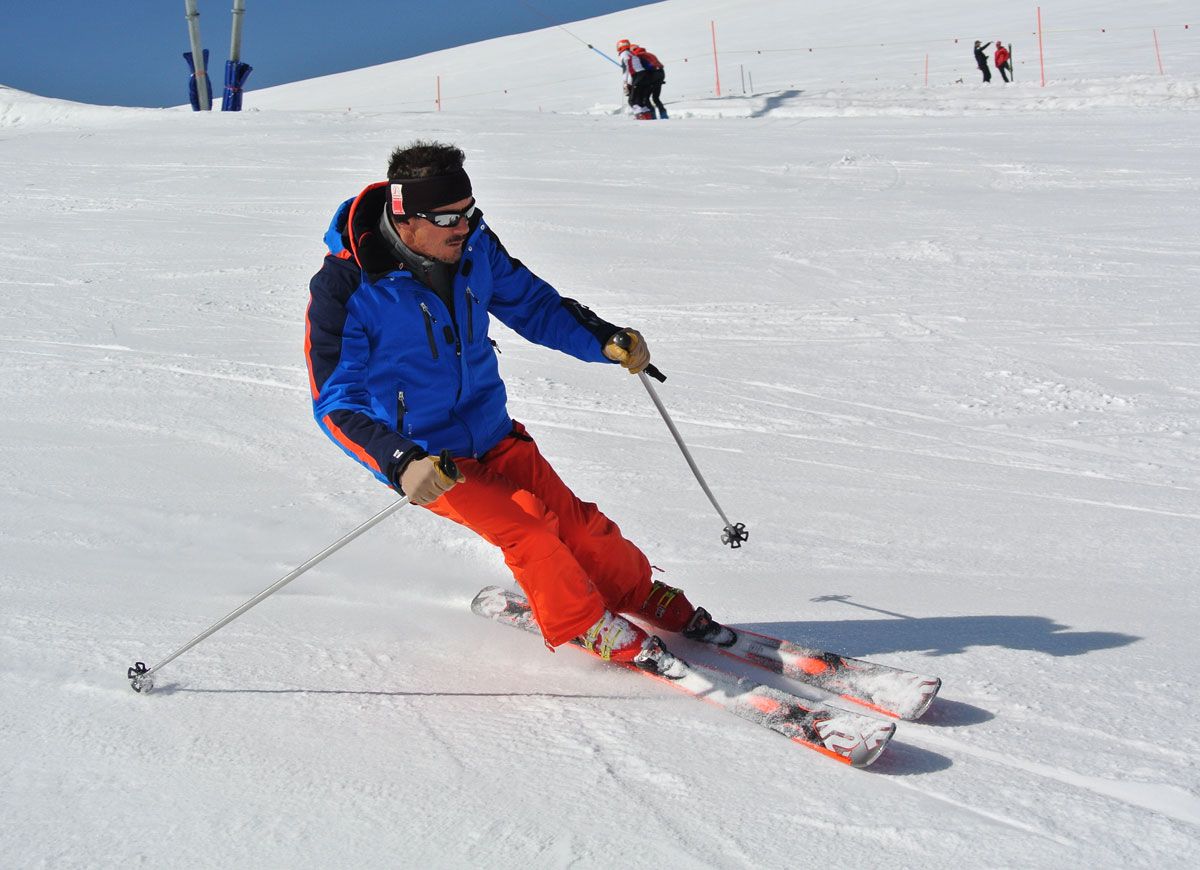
[423,423,653,647]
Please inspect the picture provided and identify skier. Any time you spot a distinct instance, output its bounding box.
[305,140,734,665]
[994,41,1012,82]
[616,38,654,119]
[973,40,992,83]
[631,43,668,119]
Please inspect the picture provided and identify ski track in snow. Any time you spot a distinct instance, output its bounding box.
[906,728,1200,828]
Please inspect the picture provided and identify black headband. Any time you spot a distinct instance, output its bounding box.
[388,168,472,217]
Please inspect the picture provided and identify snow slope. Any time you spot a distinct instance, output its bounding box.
[2,1,1199,867]
[0,84,167,128]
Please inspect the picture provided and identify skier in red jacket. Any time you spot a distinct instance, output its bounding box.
[994,42,1011,83]
[631,44,668,119]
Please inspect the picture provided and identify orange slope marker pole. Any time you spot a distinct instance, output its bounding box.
[1037,7,1046,86]
[711,20,722,96]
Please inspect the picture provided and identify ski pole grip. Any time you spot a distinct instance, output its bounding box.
[612,331,666,382]
[436,449,461,483]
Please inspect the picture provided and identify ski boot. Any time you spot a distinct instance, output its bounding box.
[636,580,737,647]
[682,607,737,648]
[579,610,651,662]
[632,635,688,680]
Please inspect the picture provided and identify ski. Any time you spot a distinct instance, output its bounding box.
[471,586,895,768]
[697,627,941,721]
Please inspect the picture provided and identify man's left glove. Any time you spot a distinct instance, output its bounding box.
[398,453,465,505]
[604,329,651,374]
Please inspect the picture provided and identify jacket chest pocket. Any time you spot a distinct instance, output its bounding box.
[418,302,439,360]
[465,288,478,342]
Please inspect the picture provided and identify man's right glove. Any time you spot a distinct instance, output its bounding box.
[399,454,465,505]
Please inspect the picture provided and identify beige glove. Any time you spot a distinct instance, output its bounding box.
[399,454,465,505]
[603,329,651,374]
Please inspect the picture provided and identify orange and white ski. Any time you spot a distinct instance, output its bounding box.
[472,586,895,768]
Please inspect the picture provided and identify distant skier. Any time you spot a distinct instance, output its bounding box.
[994,41,1011,83]
[631,43,668,119]
[973,40,992,83]
[994,41,1013,82]
[617,37,655,119]
[306,140,735,665]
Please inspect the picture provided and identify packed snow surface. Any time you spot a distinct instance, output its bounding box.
[2,1,1199,867]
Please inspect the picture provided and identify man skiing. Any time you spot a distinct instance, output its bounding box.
[617,38,655,119]
[305,140,733,665]
[973,40,993,83]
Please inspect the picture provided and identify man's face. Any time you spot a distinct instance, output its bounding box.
[395,195,473,264]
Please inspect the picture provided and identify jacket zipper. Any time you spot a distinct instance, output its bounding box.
[465,287,477,342]
[419,302,439,360]
[396,391,407,433]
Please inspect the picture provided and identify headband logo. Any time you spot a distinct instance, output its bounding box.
[390,183,404,215]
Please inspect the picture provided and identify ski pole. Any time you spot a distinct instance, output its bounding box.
[612,333,748,548]
[127,451,459,692]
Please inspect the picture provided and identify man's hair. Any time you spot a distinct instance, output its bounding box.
[387,140,466,181]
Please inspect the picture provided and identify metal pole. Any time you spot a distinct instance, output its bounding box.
[608,332,746,547]
[229,0,246,63]
[184,0,210,110]
[637,374,728,525]
[635,372,748,548]
[128,451,458,691]
[128,495,413,691]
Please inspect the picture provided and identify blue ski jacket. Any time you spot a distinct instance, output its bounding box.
[306,182,622,487]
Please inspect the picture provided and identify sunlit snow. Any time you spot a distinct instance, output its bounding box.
[2,1,1199,866]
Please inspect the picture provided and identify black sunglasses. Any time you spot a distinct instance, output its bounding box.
[411,200,477,228]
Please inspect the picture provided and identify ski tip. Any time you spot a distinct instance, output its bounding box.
[902,677,943,721]
[811,711,897,768]
[849,722,896,768]
[470,585,507,614]
[851,676,943,722]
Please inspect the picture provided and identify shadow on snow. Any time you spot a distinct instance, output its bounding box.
[744,595,1140,659]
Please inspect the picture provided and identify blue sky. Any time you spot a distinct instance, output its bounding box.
[2,1,648,107]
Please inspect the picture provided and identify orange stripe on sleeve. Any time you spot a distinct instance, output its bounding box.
[304,299,321,401]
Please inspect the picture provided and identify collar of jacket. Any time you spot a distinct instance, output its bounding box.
[378,208,457,299]
[345,181,484,284]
